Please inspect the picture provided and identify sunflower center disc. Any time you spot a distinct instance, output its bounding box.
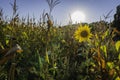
[80,30,88,38]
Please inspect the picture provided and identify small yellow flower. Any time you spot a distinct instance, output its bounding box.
[74,25,92,42]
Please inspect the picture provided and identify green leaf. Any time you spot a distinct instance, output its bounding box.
[100,45,107,57]
[118,54,120,60]
[7,26,13,30]
[102,29,109,40]
[22,32,28,39]
[45,51,49,63]
[6,39,9,45]
[0,42,4,49]
[107,62,114,69]
[115,41,120,52]
[115,77,120,80]
[37,50,43,71]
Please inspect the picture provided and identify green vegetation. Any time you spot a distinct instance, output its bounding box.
[0,0,120,80]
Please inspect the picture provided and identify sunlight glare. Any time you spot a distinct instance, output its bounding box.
[71,11,85,24]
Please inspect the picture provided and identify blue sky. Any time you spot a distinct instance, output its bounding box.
[0,0,120,25]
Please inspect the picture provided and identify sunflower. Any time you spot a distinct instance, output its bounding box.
[74,25,92,42]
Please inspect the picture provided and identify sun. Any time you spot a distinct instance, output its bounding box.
[71,11,85,24]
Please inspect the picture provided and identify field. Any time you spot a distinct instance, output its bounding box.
[0,0,120,80]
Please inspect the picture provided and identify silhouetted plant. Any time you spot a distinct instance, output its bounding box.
[46,0,60,15]
[10,0,18,17]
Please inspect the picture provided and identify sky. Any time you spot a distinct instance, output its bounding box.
[0,0,120,25]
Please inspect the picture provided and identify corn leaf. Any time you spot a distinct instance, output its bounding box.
[115,41,120,52]
[107,62,114,69]
[100,45,107,57]
[45,51,49,63]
